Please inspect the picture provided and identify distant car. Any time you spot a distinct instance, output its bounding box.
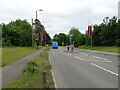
[52,42,58,49]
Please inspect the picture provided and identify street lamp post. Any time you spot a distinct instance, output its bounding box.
[36,9,43,19]
[35,9,43,47]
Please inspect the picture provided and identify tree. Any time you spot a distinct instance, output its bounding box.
[2,19,32,46]
[69,27,85,45]
[91,16,119,46]
[53,33,69,46]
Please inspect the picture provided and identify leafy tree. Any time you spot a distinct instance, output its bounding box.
[69,27,85,45]
[53,33,69,46]
[92,16,118,46]
[2,19,32,46]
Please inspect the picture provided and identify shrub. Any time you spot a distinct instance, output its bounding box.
[23,61,38,73]
[27,61,37,67]
[23,65,38,73]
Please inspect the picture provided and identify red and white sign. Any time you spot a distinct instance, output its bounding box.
[88,26,92,37]
[40,34,44,41]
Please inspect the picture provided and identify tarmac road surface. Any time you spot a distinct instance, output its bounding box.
[50,47,118,88]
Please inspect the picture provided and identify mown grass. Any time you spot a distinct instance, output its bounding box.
[2,46,44,67]
[4,47,54,88]
[78,45,119,53]
[0,48,2,66]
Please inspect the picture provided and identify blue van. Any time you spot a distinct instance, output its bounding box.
[52,42,58,49]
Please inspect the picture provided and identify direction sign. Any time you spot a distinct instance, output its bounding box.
[69,36,73,40]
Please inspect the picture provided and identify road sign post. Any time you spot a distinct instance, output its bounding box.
[69,35,74,52]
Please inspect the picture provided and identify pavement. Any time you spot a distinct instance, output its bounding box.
[2,48,45,88]
[50,47,118,88]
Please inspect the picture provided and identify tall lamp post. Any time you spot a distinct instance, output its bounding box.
[36,9,43,47]
[36,9,43,19]
[32,9,43,48]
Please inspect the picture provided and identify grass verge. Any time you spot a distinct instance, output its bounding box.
[78,45,119,53]
[0,48,2,66]
[4,47,54,88]
[2,46,44,67]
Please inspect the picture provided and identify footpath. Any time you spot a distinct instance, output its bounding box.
[2,48,45,88]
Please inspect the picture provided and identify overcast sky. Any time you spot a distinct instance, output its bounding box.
[0,0,119,38]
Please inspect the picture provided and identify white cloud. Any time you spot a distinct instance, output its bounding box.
[0,0,119,38]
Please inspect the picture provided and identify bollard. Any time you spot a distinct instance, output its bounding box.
[71,47,74,52]
[42,71,47,85]
[67,47,69,51]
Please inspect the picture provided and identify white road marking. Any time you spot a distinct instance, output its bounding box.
[67,53,72,56]
[86,60,111,62]
[74,56,84,61]
[92,56,103,59]
[74,56,80,59]
[84,54,88,56]
[91,63,118,76]
[95,60,111,62]
[103,58,108,60]
[80,53,88,56]
[92,55,109,61]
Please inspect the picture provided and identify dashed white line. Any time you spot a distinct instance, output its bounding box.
[74,56,80,59]
[92,56,103,59]
[67,53,72,56]
[74,56,84,61]
[91,63,118,76]
[92,55,109,61]
[103,58,108,60]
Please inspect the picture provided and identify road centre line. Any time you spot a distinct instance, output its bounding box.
[103,58,108,60]
[74,56,84,61]
[67,53,72,56]
[91,63,118,76]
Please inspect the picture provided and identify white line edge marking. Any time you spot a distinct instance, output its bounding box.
[74,56,84,61]
[49,50,57,88]
[91,63,118,76]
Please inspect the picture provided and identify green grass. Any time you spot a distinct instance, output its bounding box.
[78,45,119,53]
[0,48,2,66]
[2,46,44,67]
[4,47,54,88]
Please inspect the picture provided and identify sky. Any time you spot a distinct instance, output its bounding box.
[0,0,119,38]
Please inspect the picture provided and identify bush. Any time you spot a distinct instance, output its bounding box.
[23,61,38,73]
[116,39,120,46]
[27,61,37,67]
[23,65,38,73]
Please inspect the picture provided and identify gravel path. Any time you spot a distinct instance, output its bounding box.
[2,48,45,88]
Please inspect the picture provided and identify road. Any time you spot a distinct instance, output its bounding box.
[50,47,118,88]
